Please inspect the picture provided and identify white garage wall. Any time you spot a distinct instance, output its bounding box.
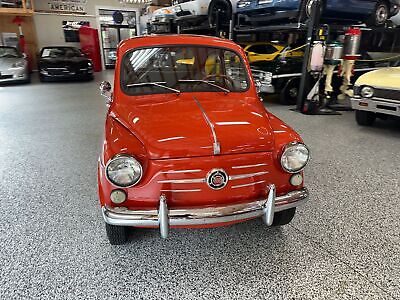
[33,0,143,50]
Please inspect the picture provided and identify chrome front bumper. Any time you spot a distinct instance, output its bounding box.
[102,185,308,238]
[351,97,400,117]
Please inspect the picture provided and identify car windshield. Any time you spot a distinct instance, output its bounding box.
[41,47,81,58]
[121,46,249,95]
[0,47,21,58]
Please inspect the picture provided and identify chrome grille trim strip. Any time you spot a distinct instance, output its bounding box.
[160,189,202,193]
[232,163,268,169]
[193,96,221,155]
[160,169,202,174]
[231,180,266,189]
[229,171,269,181]
[158,178,206,184]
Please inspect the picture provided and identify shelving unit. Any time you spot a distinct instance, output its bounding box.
[0,0,35,16]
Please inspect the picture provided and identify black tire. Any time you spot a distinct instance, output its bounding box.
[24,73,31,84]
[105,223,128,245]
[280,79,300,105]
[305,0,323,20]
[272,208,296,226]
[39,75,46,82]
[366,1,389,27]
[208,0,232,27]
[355,110,376,126]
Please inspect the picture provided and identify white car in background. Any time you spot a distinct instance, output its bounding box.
[150,6,177,33]
[151,6,177,24]
[172,0,239,26]
[391,11,400,26]
[0,46,30,84]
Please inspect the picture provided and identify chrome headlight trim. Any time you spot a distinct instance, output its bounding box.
[361,86,374,98]
[105,154,143,188]
[280,142,310,174]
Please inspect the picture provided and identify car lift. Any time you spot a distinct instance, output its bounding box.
[167,0,400,115]
[176,10,233,39]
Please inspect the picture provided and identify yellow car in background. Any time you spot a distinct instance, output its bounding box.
[242,42,304,63]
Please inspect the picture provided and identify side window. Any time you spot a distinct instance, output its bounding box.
[248,44,278,54]
[224,50,248,91]
[247,45,256,53]
[264,44,278,54]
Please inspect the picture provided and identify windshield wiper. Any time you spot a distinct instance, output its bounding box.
[178,79,230,94]
[126,81,181,94]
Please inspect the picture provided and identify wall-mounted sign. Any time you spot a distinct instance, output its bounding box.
[47,0,88,14]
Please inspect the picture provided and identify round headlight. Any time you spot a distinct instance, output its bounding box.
[281,142,310,173]
[106,155,143,187]
[361,86,374,98]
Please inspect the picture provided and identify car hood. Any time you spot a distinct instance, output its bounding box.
[356,67,400,88]
[39,57,90,68]
[111,93,275,159]
[0,57,24,71]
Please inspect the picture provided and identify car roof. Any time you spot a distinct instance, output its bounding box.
[118,34,244,54]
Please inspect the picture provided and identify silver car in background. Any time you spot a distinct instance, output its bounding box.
[0,46,30,84]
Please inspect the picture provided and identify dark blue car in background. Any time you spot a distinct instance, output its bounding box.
[237,0,400,27]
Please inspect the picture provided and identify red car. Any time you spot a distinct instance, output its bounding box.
[98,35,309,244]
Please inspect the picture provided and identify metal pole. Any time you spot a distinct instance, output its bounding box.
[229,19,234,40]
[215,9,221,37]
[296,0,323,112]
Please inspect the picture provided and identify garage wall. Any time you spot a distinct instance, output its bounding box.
[0,15,38,69]
[33,0,143,50]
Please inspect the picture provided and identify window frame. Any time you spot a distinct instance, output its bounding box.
[119,44,251,96]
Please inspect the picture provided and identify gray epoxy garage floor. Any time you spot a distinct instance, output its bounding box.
[0,72,399,300]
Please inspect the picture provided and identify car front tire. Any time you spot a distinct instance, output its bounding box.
[105,223,128,245]
[280,78,300,105]
[39,75,47,82]
[272,208,296,226]
[355,110,376,126]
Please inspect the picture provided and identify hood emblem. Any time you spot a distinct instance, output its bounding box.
[206,169,228,190]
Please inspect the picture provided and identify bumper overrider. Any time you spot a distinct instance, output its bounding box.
[102,185,308,238]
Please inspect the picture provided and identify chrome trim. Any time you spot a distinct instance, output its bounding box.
[280,142,310,174]
[231,180,266,189]
[160,169,202,174]
[159,194,169,239]
[350,97,400,117]
[193,96,221,155]
[262,184,275,226]
[232,163,268,169]
[368,97,400,104]
[229,171,269,180]
[158,178,205,184]
[47,67,68,70]
[160,189,202,193]
[102,187,308,233]
[352,95,400,104]
[105,154,143,188]
[355,84,400,92]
